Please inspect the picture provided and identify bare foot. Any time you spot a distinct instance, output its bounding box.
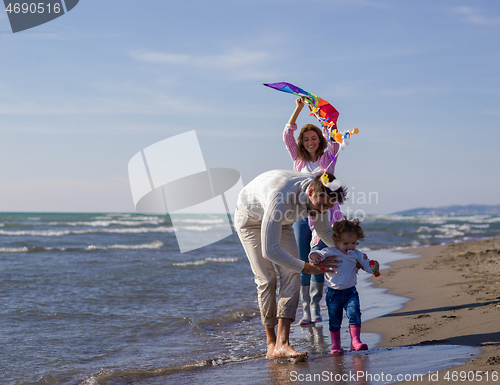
[272,344,308,360]
[265,343,276,359]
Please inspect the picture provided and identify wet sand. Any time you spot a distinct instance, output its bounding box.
[364,237,500,384]
[161,243,498,385]
[156,239,499,384]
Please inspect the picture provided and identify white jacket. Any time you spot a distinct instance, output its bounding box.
[236,170,335,272]
[310,247,372,290]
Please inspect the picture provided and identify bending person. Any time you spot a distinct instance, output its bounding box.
[283,97,343,324]
[234,170,347,360]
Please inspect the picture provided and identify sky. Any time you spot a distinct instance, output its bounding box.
[0,0,499,215]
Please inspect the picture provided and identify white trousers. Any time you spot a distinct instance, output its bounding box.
[235,207,301,328]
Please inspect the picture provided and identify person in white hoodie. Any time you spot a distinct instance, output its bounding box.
[234,170,347,360]
[309,217,380,355]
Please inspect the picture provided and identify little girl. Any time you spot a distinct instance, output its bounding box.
[308,217,380,355]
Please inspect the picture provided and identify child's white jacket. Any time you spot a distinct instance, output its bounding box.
[309,247,372,290]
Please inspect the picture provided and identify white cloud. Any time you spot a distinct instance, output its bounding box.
[0,89,217,117]
[327,47,421,63]
[0,99,161,115]
[453,6,500,25]
[379,86,452,96]
[484,108,500,116]
[202,50,270,70]
[131,52,190,64]
[131,49,269,69]
[129,48,275,80]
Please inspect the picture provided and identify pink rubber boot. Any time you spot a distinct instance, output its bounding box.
[330,330,342,355]
[349,325,368,351]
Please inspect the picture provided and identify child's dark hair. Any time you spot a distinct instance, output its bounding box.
[332,216,364,244]
[309,173,348,204]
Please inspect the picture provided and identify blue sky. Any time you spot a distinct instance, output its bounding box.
[0,0,499,214]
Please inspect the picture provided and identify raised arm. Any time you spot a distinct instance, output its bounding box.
[287,97,305,126]
[283,98,306,170]
[283,124,299,161]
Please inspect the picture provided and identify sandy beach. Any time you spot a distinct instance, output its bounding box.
[168,238,500,385]
[364,237,500,384]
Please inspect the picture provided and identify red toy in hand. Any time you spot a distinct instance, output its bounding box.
[369,260,381,277]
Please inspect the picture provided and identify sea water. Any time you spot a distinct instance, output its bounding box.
[1,212,496,384]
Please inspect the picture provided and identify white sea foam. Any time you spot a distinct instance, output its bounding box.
[172,257,239,267]
[435,227,465,238]
[420,216,447,225]
[416,226,432,233]
[181,226,213,232]
[471,224,490,228]
[0,229,78,236]
[417,215,498,225]
[368,214,416,221]
[126,215,163,221]
[102,227,174,234]
[409,218,495,241]
[86,240,164,251]
[445,215,500,224]
[483,217,500,223]
[0,246,29,253]
[93,213,132,218]
[47,219,164,227]
[370,213,498,223]
[0,226,175,237]
[177,218,225,224]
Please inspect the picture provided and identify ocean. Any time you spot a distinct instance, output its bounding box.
[1,212,498,384]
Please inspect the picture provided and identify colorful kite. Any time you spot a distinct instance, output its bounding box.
[263,82,358,148]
